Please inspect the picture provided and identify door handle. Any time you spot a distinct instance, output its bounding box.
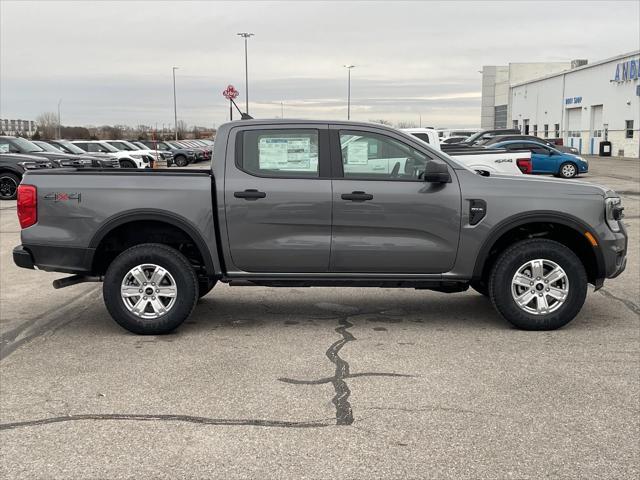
[341,191,373,202]
[234,189,266,200]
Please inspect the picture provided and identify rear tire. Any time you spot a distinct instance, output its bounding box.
[0,172,20,200]
[489,239,587,330]
[103,243,198,334]
[558,162,578,178]
[120,159,136,168]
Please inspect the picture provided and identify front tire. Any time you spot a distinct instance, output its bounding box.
[120,159,136,169]
[103,243,198,334]
[0,172,20,200]
[489,239,587,330]
[174,155,188,167]
[558,162,578,178]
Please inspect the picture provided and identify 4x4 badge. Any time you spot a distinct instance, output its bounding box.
[44,192,82,203]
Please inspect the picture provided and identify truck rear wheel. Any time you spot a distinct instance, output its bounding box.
[489,239,587,330]
[103,243,198,334]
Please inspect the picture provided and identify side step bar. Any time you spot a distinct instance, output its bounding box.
[53,275,103,289]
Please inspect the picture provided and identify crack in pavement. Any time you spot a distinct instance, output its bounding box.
[279,313,414,426]
[0,413,333,431]
[598,288,640,316]
[0,304,413,431]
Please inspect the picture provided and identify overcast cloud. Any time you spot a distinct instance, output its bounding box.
[1,0,638,129]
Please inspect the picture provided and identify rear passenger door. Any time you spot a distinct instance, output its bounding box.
[224,125,332,273]
[329,126,461,274]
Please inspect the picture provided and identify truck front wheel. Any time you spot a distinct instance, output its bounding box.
[489,239,587,330]
[103,243,198,334]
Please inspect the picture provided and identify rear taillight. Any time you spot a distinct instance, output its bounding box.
[516,158,532,174]
[17,184,37,228]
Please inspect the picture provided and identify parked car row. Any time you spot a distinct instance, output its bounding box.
[402,128,588,178]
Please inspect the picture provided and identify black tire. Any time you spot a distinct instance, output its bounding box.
[489,239,587,331]
[198,278,217,298]
[0,172,20,200]
[103,243,198,334]
[558,162,578,178]
[120,159,136,168]
[174,155,188,167]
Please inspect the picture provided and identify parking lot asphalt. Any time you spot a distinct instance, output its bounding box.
[1,157,638,479]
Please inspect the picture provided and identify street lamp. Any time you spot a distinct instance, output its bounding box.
[172,66,179,140]
[237,32,254,114]
[344,65,355,120]
[57,98,62,138]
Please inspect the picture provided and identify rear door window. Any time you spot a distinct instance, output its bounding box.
[239,129,320,178]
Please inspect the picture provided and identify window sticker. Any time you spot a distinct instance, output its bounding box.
[0,144,8,153]
[258,137,311,170]
[346,141,368,165]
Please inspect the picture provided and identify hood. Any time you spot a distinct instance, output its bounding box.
[475,170,614,197]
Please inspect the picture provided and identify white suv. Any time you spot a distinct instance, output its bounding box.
[105,140,172,166]
[71,141,150,169]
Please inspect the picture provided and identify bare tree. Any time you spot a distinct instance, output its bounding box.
[36,112,59,139]
[176,120,188,140]
[369,119,393,126]
[396,120,417,129]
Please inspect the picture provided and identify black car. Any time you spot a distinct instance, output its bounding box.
[138,140,196,167]
[463,129,522,145]
[480,135,580,154]
[0,136,115,168]
[0,153,54,200]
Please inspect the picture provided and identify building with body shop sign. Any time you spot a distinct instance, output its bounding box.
[509,51,639,158]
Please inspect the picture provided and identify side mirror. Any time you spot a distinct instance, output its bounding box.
[422,161,451,183]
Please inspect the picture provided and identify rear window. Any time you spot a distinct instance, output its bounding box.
[411,133,430,144]
[239,129,319,178]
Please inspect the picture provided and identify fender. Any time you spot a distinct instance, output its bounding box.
[472,210,606,281]
[89,209,219,276]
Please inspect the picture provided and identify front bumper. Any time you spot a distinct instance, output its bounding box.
[600,222,627,280]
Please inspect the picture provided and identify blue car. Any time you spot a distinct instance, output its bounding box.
[490,140,589,178]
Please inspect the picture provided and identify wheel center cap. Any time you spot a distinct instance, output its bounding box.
[535,283,545,291]
[145,287,154,295]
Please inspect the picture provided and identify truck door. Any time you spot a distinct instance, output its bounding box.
[224,125,332,273]
[329,126,461,273]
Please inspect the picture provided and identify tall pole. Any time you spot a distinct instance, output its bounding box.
[281,101,284,118]
[237,33,254,114]
[57,98,62,138]
[344,65,355,120]
[172,66,179,140]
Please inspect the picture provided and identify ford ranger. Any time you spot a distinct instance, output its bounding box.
[13,120,627,334]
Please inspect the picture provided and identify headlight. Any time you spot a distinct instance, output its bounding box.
[605,197,624,232]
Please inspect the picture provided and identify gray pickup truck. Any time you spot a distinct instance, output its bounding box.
[13,120,627,334]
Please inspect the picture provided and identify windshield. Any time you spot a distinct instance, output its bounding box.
[56,140,87,154]
[12,137,44,153]
[121,141,143,150]
[33,141,63,152]
[98,142,120,152]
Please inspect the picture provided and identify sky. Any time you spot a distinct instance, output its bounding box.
[1,0,639,129]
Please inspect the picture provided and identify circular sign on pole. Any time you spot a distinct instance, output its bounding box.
[223,85,239,100]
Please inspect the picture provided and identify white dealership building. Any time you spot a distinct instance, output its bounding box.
[509,51,640,158]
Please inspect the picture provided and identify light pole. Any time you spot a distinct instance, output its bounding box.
[344,65,355,120]
[172,66,179,140]
[57,98,62,138]
[237,32,254,114]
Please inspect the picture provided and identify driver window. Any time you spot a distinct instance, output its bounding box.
[339,130,429,180]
